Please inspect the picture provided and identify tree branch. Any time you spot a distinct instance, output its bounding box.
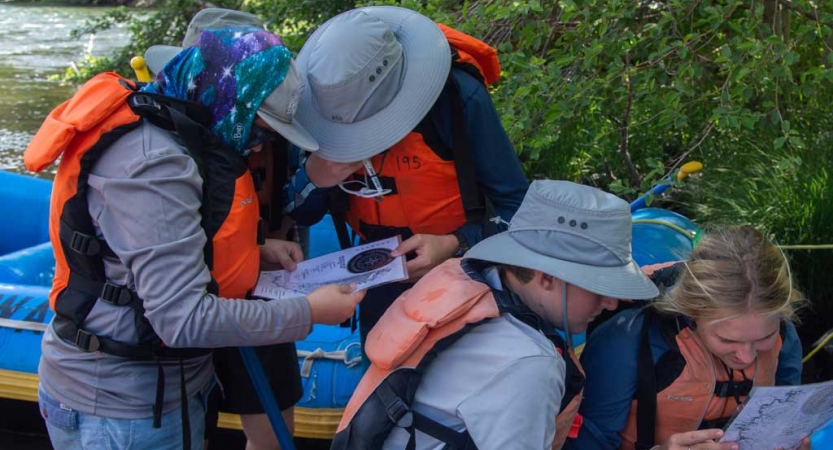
[776,0,833,27]
[618,53,642,188]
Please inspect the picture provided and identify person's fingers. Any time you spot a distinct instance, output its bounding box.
[695,443,737,450]
[390,235,421,257]
[404,254,431,279]
[350,289,366,305]
[274,247,297,271]
[288,243,304,263]
[671,429,726,446]
[337,283,356,294]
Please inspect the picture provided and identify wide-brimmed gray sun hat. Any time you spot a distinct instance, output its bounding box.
[293,6,451,163]
[465,180,659,300]
[144,8,319,152]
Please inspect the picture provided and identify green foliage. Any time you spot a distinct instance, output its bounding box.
[67,0,833,221]
[66,0,833,333]
[64,0,244,81]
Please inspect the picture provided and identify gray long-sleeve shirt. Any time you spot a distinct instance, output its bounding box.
[39,121,312,418]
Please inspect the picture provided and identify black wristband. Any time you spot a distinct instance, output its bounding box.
[451,230,470,257]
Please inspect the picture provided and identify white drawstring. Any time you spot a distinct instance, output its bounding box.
[337,158,392,199]
[489,216,511,228]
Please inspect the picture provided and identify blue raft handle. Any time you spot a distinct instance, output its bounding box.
[630,162,703,212]
[239,346,297,450]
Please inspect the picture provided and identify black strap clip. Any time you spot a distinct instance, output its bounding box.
[69,230,101,255]
[385,397,414,428]
[130,93,162,111]
[100,282,135,306]
[75,328,101,352]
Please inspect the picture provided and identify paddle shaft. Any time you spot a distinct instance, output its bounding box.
[239,346,297,450]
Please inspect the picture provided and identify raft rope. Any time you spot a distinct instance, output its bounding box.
[0,317,47,333]
[803,328,833,364]
[631,219,697,242]
[297,343,362,378]
[778,244,833,250]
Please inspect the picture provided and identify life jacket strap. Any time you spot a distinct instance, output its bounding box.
[359,222,413,243]
[100,282,138,307]
[59,222,114,257]
[375,378,476,450]
[635,308,658,450]
[411,410,476,450]
[713,379,753,398]
[52,315,210,360]
[376,379,413,428]
[67,271,140,309]
[699,417,731,431]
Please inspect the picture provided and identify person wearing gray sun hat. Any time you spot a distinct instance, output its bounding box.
[282,6,529,366]
[331,180,658,450]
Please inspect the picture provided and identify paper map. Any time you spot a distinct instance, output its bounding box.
[253,236,408,300]
[720,379,833,449]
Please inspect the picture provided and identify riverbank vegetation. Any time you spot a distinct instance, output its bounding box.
[68,0,833,373]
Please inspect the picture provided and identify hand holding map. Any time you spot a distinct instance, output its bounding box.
[253,236,408,300]
[720,379,833,449]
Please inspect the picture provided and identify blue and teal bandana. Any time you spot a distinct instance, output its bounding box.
[143,26,292,155]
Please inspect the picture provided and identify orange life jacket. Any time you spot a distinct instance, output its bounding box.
[331,259,585,450]
[340,25,501,243]
[621,309,782,450]
[23,72,260,358]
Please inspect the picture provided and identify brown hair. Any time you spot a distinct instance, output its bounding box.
[499,264,536,284]
[654,226,805,324]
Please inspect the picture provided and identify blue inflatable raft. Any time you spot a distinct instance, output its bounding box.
[0,169,703,439]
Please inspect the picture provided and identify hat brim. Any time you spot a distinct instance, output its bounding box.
[294,6,451,163]
[145,45,183,74]
[464,233,660,300]
[257,110,319,152]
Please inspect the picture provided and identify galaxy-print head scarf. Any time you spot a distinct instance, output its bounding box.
[143,26,291,155]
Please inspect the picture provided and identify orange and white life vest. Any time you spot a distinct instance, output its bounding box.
[331,259,584,450]
[23,72,260,358]
[621,309,782,450]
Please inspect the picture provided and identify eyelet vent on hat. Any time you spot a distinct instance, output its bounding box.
[383,59,389,66]
[369,75,376,82]
[376,67,383,74]
[569,220,577,227]
[581,222,588,229]
[558,217,565,224]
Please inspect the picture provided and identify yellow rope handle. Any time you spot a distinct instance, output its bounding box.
[677,161,703,181]
[130,56,152,83]
[778,244,833,250]
[803,330,833,364]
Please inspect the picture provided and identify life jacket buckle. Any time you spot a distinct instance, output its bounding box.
[100,282,134,306]
[69,230,100,255]
[74,328,101,352]
[385,397,414,428]
[130,93,161,111]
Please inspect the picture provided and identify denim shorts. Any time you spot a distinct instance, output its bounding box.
[38,386,208,450]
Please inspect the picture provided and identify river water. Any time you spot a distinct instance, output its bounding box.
[0,3,130,177]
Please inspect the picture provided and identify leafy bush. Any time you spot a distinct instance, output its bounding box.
[68,0,833,346]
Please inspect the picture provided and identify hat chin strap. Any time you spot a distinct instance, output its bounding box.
[562,282,572,349]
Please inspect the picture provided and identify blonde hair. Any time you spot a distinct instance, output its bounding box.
[654,226,805,324]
